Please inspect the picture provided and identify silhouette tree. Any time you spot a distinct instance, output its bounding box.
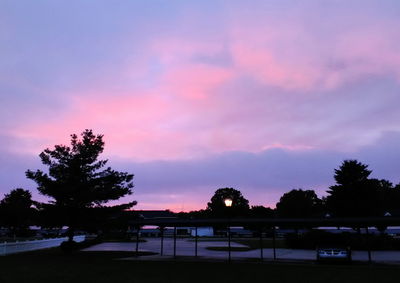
[326,160,386,217]
[384,182,400,216]
[176,209,210,219]
[0,188,37,238]
[207,188,250,218]
[35,202,64,234]
[245,205,275,231]
[276,189,323,218]
[249,205,275,218]
[26,129,136,241]
[333,159,371,186]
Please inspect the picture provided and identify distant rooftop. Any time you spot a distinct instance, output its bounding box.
[126,210,177,219]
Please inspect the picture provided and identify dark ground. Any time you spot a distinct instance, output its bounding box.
[1,248,400,283]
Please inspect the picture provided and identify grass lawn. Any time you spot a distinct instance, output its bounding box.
[1,248,400,283]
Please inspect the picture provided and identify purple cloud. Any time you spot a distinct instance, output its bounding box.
[1,1,400,211]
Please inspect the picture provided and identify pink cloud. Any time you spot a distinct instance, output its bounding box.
[226,11,400,91]
[162,63,233,100]
[6,2,400,162]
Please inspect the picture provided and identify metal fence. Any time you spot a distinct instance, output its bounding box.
[129,217,400,263]
[0,235,86,256]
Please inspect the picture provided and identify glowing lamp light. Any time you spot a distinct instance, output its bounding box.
[224,198,233,207]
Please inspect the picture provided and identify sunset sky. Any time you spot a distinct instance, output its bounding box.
[1,0,400,211]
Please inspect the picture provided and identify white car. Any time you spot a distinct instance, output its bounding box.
[316,247,352,262]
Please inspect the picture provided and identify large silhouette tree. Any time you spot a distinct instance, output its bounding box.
[333,159,371,186]
[0,188,37,238]
[26,129,136,241]
[276,189,323,218]
[207,188,250,218]
[326,160,386,217]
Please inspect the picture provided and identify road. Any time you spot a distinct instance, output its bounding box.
[83,238,400,263]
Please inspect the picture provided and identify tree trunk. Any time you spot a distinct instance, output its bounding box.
[12,227,16,240]
[67,227,74,242]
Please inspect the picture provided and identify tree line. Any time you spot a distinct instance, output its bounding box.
[1,130,400,239]
[180,160,400,220]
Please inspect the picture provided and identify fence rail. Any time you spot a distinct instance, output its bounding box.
[0,235,85,256]
[129,217,400,263]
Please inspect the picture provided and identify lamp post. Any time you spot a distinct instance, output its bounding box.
[224,198,232,208]
[224,198,232,262]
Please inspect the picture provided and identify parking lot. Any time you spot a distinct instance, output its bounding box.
[83,238,400,264]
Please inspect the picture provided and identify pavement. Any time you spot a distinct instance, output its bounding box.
[82,238,400,264]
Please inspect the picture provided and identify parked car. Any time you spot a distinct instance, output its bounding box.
[316,246,352,262]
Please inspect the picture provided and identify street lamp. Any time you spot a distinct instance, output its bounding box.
[224,198,233,262]
[224,198,233,207]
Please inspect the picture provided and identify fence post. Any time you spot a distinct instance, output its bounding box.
[366,227,372,264]
[195,226,198,257]
[173,226,177,258]
[228,225,231,263]
[160,226,164,256]
[260,227,263,261]
[272,226,277,260]
[135,227,140,255]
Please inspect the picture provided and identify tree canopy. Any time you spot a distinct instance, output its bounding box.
[207,187,250,218]
[276,189,323,218]
[326,160,389,217]
[249,205,274,218]
[26,129,136,240]
[333,159,372,186]
[0,188,36,237]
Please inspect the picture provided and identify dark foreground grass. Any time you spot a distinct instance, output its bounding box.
[1,248,400,283]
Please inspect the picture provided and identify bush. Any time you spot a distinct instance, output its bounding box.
[98,230,129,241]
[60,238,101,253]
[60,241,79,252]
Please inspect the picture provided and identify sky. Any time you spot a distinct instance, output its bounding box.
[1,0,400,212]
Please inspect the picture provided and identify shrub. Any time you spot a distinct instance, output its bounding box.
[60,238,101,253]
[60,241,79,252]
